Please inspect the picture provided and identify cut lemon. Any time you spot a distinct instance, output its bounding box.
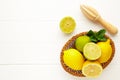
[82,61,103,77]
[60,16,76,33]
[83,42,101,60]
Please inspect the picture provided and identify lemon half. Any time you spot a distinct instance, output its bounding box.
[60,16,76,33]
[83,42,101,60]
[82,61,103,77]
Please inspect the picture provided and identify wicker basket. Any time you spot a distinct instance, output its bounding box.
[60,32,115,77]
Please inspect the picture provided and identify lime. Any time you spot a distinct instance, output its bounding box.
[82,61,103,77]
[97,39,112,63]
[60,16,76,33]
[83,42,101,60]
[75,36,91,52]
[63,49,85,70]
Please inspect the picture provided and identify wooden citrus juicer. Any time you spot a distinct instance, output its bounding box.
[80,5,118,35]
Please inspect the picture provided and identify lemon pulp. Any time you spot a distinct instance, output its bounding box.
[82,61,103,77]
[83,42,101,60]
[60,16,76,33]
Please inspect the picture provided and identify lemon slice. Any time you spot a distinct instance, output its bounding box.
[83,42,101,60]
[82,61,103,77]
[60,16,76,33]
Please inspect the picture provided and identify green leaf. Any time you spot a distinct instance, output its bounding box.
[99,37,107,42]
[87,29,107,43]
[96,29,106,38]
[90,36,97,42]
[87,30,94,36]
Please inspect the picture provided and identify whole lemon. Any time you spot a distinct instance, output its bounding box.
[63,49,85,70]
[97,39,112,63]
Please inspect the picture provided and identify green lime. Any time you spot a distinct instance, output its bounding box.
[83,42,101,60]
[60,16,76,33]
[75,36,91,52]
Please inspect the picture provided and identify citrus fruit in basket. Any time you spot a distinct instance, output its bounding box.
[60,29,115,77]
[63,49,85,70]
[97,39,112,63]
[75,36,91,52]
[83,42,101,60]
[82,61,103,77]
[60,16,76,33]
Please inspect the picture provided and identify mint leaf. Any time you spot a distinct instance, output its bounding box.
[99,37,107,42]
[96,29,106,39]
[87,29,107,43]
[87,30,94,36]
[90,36,97,42]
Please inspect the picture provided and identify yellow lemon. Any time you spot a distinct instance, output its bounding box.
[97,39,112,63]
[63,49,85,70]
[83,42,101,60]
[60,16,76,33]
[82,61,103,77]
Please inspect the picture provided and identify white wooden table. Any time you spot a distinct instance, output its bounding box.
[0,0,120,80]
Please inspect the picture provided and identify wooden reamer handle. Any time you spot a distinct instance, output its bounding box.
[97,17,118,35]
